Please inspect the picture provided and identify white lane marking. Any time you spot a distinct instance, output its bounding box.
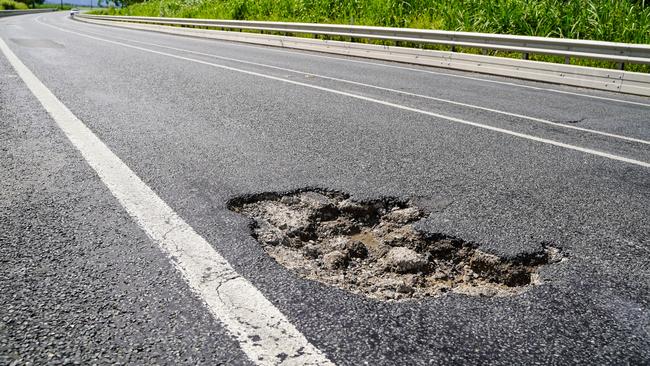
[64,14,650,108]
[59,25,649,146]
[34,18,650,168]
[0,36,334,366]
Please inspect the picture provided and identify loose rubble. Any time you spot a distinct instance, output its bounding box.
[229,189,563,301]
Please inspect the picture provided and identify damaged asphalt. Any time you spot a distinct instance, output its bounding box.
[1,12,649,365]
[230,189,565,301]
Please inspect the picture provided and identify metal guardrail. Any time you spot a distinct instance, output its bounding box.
[79,14,650,66]
[0,9,56,17]
[75,13,650,96]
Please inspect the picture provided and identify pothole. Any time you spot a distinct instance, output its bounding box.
[229,189,564,301]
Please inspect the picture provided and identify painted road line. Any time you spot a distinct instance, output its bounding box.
[34,19,650,168]
[65,14,650,108]
[0,36,334,366]
[65,26,649,146]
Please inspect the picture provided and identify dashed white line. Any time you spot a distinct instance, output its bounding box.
[34,18,650,168]
[0,36,334,366]
[65,14,650,108]
[60,26,649,146]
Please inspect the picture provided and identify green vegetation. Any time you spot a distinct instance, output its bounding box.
[34,3,74,9]
[0,1,76,10]
[99,0,650,44]
[92,0,650,71]
[0,0,29,10]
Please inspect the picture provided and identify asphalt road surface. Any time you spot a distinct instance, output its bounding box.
[1,12,649,365]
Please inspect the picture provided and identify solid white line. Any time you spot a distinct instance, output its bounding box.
[66,27,649,146]
[0,36,334,366]
[68,14,650,108]
[34,19,650,168]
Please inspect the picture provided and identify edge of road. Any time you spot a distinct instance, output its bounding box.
[0,9,56,18]
[74,13,650,97]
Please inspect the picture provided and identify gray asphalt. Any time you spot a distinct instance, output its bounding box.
[1,11,649,365]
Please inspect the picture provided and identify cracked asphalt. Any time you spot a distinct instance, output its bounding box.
[1,12,649,365]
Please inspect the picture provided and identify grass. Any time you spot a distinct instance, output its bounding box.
[91,0,650,72]
[0,0,29,10]
[34,3,74,9]
[0,1,74,9]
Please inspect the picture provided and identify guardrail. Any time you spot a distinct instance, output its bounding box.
[79,14,650,67]
[0,9,56,17]
[75,14,650,96]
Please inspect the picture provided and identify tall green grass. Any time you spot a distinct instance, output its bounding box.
[0,0,29,10]
[104,0,650,44]
[35,3,74,9]
[95,0,650,71]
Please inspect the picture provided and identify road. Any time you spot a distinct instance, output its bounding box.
[1,11,648,365]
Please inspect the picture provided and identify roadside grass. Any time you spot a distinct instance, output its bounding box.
[90,0,650,72]
[0,0,29,10]
[34,3,74,9]
[0,1,73,9]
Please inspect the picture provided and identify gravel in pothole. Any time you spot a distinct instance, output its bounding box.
[229,189,564,301]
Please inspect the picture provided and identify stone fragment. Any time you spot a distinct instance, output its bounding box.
[370,278,413,296]
[279,195,300,205]
[323,250,348,269]
[395,283,414,294]
[300,192,338,219]
[316,218,357,237]
[383,207,421,223]
[383,225,418,247]
[328,236,350,251]
[302,243,321,259]
[339,199,375,217]
[300,191,331,206]
[261,202,311,240]
[469,252,502,274]
[255,224,287,246]
[382,247,428,273]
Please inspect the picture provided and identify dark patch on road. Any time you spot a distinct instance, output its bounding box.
[553,117,586,124]
[229,189,564,301]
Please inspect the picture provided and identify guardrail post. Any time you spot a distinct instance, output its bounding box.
[564,56,570,64]
[617,62,625,70]
[522,52,529,60]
